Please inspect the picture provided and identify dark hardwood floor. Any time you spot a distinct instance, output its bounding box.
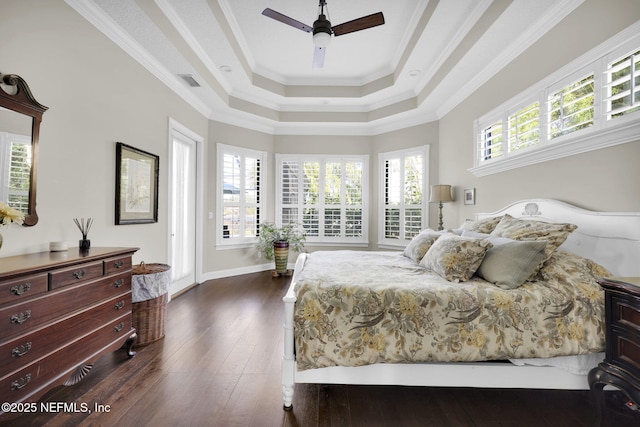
[2,271,639,426]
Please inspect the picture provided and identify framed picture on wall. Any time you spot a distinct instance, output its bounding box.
[464,188,475,205]
[115,142,159,225]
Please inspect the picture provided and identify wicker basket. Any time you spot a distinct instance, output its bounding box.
[131,263,170,347]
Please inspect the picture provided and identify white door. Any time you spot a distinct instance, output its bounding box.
[169,130,197,297]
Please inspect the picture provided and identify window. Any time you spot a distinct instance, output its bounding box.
[379,146,429,247]
[508,101,540,152]
[605,49,640,120]
[276,154,368,245]
[216,144,265,248]
[548,74,594,138]
[0,131,31,214]
[478,121,503,161]
[471,24,640,177]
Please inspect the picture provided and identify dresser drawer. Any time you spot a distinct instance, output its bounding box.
[0,313,133,403]
[0,292,131,375]
[0,273,48,306]
[49,260,104,290]
[0,272,131,340]
[104,255,132,275]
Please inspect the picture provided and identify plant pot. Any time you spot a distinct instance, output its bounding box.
[273,241,289,273]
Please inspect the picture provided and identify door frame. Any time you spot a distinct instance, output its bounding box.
[167,118,204,296]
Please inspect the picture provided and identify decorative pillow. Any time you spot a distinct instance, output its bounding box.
[461,230,548,288]
[476,237,547,289]
[461,216,503,234]
[489,214,577,261]
[420,234,493,282]
[403,229,443,262]
[538,250,612,284]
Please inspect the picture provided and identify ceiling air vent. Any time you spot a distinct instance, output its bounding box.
[178,74,200,87]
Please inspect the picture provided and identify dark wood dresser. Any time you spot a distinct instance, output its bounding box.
[0,247,138,410]
[589,277,640,416]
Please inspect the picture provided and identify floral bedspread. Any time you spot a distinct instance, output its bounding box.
[293,250,608,371]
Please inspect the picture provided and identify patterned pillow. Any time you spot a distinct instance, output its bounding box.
[403,229,443,262]
[420,234,493,282]
[490,214,577,260]
[538,250,612,284]
[461,216,503,234]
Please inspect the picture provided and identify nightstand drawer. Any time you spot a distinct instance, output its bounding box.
[611,294,640,334]
[610,334,640,381]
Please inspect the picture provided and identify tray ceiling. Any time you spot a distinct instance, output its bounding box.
[65,0,583,135]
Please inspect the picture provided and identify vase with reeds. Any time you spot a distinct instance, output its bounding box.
[74,217,93,250]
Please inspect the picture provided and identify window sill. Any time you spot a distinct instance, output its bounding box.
[378,243,407,250]
[469,118,640,177]
[305,241,370,248]
[216,242,256,251]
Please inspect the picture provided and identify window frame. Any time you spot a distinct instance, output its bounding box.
[275,153,369,247]
[0,131,31,214]
[378,145,430,249]
[216,143,266,249]
[470,23,640,177]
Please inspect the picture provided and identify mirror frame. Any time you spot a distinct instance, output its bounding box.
[0,73,48,226]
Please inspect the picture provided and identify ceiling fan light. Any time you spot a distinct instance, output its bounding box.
[313,31,331,47]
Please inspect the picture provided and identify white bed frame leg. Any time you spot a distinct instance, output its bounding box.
[282,295,296,410]
[281,254,306,410]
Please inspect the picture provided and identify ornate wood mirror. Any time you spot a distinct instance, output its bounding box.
[0,73,48,226]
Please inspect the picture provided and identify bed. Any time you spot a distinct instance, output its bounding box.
[281,199,640,409]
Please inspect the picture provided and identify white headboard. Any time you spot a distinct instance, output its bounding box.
[476,199,640,277]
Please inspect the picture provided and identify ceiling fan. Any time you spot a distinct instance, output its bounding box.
[262,1,385,68]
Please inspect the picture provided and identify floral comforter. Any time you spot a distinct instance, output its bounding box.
[293,250,609,371]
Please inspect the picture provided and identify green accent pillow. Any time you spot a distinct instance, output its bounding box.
[477,237,548,289]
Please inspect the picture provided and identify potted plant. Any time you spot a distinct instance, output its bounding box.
[256,222,306,275]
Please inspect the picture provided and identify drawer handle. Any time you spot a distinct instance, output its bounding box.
[12,342,32,357]
[10,282,31,296]
[114,279,125,288]
[114,260,125,269]
[72,269,86,280]
[10,310,31,325]
[115,301,125,310]
[114,322,125,332]
[11,373,31,390]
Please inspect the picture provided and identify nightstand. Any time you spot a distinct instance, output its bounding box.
[589,277,640,419]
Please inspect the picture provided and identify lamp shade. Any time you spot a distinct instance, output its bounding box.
[429,185,453,203]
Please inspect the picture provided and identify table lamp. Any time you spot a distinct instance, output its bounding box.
[429,185,453,231]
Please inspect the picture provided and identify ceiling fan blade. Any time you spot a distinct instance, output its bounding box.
[332,12,385,36]
[312,46,326,69]
[262,8,312,33]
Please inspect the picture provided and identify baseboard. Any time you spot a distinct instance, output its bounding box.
[199,262,296,282]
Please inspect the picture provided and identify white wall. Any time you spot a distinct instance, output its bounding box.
[439,0,640,228]
[0,0,208,265]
